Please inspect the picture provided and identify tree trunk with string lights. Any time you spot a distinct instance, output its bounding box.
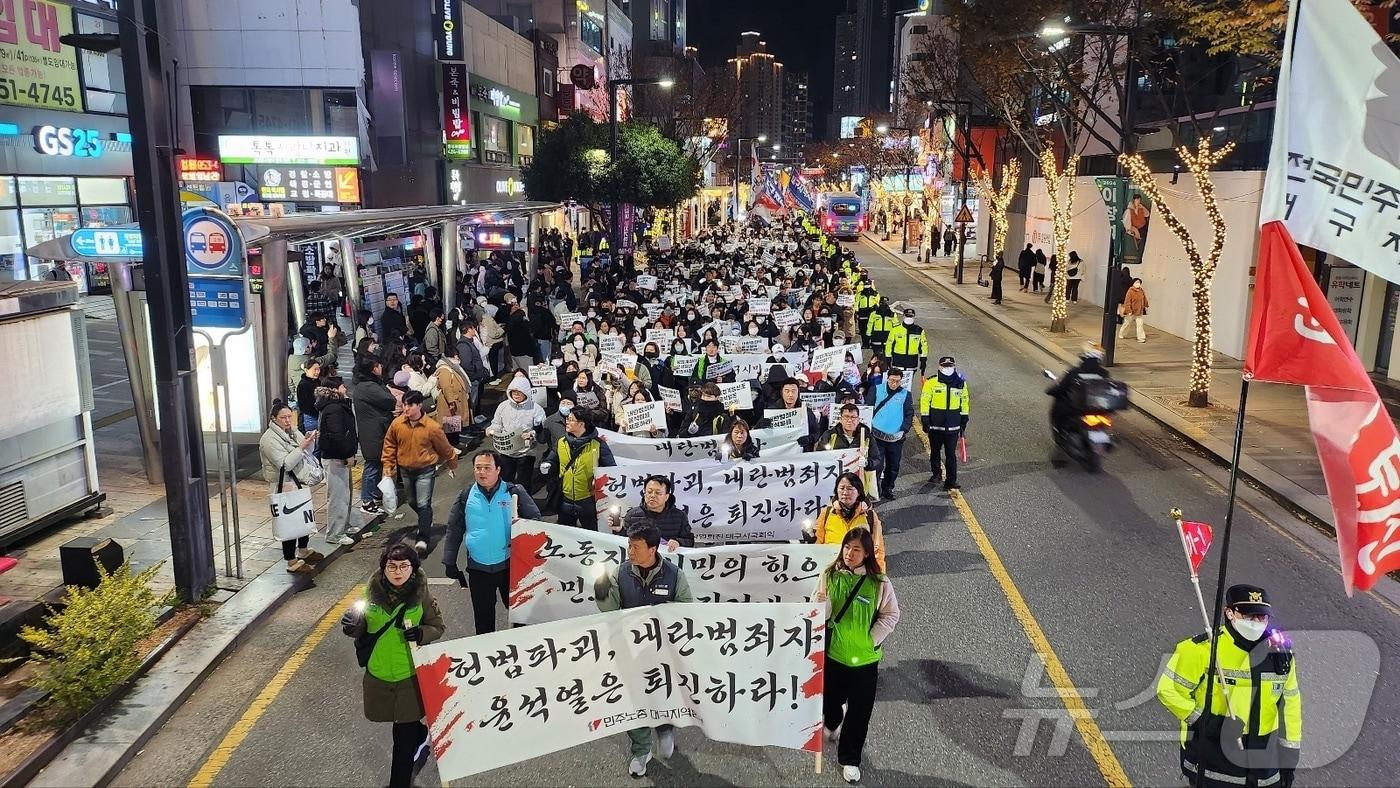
[974,159,1021,262]
[1039,149,1079,333]
[1119,138,1236,408]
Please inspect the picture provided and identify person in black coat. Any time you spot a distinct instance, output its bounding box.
[1017,243,1035,291]
[618,475,695,549]
[990,252,1005,305]
[378,293,409,347]
[505,302,537,371]
[351,357,398,513]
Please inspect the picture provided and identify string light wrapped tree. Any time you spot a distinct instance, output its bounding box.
[1039,148,1080,333]
[1119,137,1236,408]
[973,159,1021,263]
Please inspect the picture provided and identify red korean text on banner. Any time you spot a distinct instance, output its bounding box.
[1245,221,1400,594]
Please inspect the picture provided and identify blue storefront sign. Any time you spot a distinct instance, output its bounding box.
[188,277,247,329]
[70,227,144,258]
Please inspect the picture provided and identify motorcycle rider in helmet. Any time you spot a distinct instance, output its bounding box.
[1046,342,1108,437]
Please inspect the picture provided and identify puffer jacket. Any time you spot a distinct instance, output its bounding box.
[622,502,695,547]
[352,377,397,462]
[258,421,312,495]
[488,377,546,457]
[346,570,445,723]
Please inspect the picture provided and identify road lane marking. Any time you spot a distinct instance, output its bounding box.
[908,420,1131,786]
[188,585,363,788]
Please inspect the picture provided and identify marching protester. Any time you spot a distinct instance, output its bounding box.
[486,376,547,485]
[259,400,324,574]
[341,542,445,788]
[809,471,886,571]
[443,450,541,633]
[594,522,696,777]
[867,367,914,500]
[540,407,616,530]
[381,391,458,556]
[815,527,901,784]
[618,475,695,549]
[920,355,970,491]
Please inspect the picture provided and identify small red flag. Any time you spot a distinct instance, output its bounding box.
[1179,520,1214,574]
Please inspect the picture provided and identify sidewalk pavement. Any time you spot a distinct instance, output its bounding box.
[859,233,1339,529]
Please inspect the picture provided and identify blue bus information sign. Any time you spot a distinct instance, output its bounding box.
[188,277,248,329]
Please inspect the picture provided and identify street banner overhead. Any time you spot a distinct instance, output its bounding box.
[413,603,826,781]
[593,449,862,542]
[508,519,837,624]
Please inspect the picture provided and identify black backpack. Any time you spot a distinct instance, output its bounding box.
[318,399,358,460]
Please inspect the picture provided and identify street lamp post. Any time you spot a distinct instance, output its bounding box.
[732,135,767,223]
[607,76,674,254]
[1039,18,1139,366]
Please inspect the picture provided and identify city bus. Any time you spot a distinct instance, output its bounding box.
[820,192,867,239]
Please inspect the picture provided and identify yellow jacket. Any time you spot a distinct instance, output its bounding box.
[814,502,885,572]
[1157,627,1301,749]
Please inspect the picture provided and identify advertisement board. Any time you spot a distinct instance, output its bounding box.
[217,135,360,166]
[0,1,82,112]
[441,63,471,158]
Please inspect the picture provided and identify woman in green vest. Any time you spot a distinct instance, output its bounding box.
[342,542,446,788]
[815,527,901,784]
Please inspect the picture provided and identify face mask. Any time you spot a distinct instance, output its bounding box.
[573,339,585,348]
[939,366,955,376]
[903,317,914,326]
[551,358,563,367]
[587,311,597,318]
[687,313,697,320]
[645,351,659,360]
[1230,615,1267,641]
[673,344,685,353]
[559,404,573,417]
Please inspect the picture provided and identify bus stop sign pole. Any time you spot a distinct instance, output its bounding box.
[119,0,215,602]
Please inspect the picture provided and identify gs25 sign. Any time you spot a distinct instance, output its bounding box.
[33,124,102,158]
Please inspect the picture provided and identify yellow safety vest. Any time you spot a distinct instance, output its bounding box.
[1157,627,1301,749]
[865,311,893,338]
[919,378,970,416]
[884,324,927,360]
[558,438,600,501]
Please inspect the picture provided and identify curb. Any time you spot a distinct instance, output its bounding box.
[858,236,1339,528]
[26,526,374,788]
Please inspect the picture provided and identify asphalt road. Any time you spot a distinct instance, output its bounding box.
[114,241,1400,788]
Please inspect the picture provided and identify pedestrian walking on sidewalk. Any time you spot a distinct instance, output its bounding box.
[943,227,956,257]
[815,527,901,784]
[259,400,325,574]
[1118,278,1150,343]
[1017,244,1035,291]
[1032,248,1047,292]
[990,252,1005,305]
[1066,251,1083,303]
[316,376,362,548]
[381,391,458,556]
[1044,255,1058,303]
[342,542,445,788]
[594,522,696,778]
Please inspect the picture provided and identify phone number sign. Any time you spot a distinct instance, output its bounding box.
[0,0,83,112]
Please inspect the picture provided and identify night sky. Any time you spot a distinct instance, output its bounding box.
[687,0,847,140]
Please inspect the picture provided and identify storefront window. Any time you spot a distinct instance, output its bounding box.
[77,177,128,205]
[581,16,603,54]
[22,207,80,254]
[0,210,21,280]
[481,115,511,165]
[19,177,79,207]
[517,125,535,166]
[0,178,15,207]
[81,206,132,227]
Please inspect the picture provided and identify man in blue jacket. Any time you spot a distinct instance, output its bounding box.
[866,367,914,499]
[443,449,541,634]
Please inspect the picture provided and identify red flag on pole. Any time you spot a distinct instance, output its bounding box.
[1179,520,1214,574]
[1245,221,1400,594]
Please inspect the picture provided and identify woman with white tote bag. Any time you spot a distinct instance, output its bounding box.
[259,400,326,574]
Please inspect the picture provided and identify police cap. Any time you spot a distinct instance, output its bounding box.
[1225,584,1271,615]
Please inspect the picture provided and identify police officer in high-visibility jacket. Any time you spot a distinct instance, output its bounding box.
[864,301,896,357]
[884,308,929,375]
[855,280,881,341]
[919,355,968,490]
[1157,585,1301,788]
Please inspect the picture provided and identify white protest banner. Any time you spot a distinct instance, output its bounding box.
[593,449,861,541]
[704,359,736,380]
[764,407,808,436]
[659,385,683,406]
[598,334,623,355]
[561,311,585,328]
[414,603,825,781]
[671,355,699,377]
[528,364,558,388]
[645,303,665,321]
[508,519,837,624]
[774,309,801,329]
[492,430,528,455]
[719,382,754,410]
[599,421,805,463]
[738,336,768,354]
[749,297,772,315]
[836,293,855,307]
[646,328,676,347]
[810,345,845,373]
[623,400,667,434]
[637,274,659,290]
[799,391,836,417]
